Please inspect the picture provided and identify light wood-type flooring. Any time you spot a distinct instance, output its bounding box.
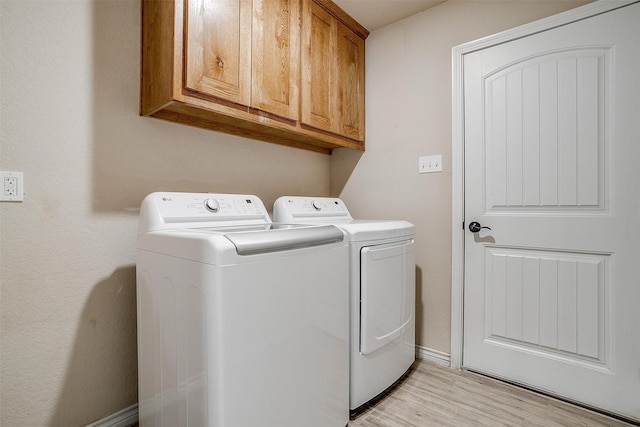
[348,360,636,426]
[128,360,637,426]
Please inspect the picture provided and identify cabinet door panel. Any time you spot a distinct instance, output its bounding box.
[337,23,364,141]
[185,0,251,105]
[252,0,299,120]
[301,2,336,131]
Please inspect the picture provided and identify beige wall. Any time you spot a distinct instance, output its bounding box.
[0,0,592,425]
[0,1,329,425]
[332,0,591,354]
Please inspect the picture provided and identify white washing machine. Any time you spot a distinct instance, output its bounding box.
[136,192,350,427]
[273,196,415,412]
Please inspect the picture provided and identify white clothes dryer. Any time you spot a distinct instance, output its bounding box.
[136,192,349,427]
[273,196,415,412]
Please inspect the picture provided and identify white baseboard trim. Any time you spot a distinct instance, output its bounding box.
[416,345,451,367]
[86,404,138,427]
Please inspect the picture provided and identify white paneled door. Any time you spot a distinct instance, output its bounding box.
[462,2,640,421]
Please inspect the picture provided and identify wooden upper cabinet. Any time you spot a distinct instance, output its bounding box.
[251,0,299,120]
[336,23,365,141]
[184,0,251,106]
[301,1,367,142]
[140,0,367,154]
[301,2,334,131]
[185,0,298,119]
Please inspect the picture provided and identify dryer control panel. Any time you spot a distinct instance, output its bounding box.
[273,196,352,222]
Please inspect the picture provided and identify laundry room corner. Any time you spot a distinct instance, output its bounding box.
[49,267,138,426]
[330,0,593,363]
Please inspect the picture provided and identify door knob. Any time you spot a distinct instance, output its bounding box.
[468,221,491,233]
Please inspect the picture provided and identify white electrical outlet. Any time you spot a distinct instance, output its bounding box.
[418,155,442,174]
[0,171,24,202]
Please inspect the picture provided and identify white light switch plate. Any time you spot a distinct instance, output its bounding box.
[419,155,442,173]
[1,171,24,202]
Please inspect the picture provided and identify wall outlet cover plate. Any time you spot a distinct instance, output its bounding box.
[1,171,24,202]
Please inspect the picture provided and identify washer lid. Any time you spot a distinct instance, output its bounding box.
[223,225,344,255]
[137,223,345,264]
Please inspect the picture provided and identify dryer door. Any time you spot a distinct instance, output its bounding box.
[360,239,415,355]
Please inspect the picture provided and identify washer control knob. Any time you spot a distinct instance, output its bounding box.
[204,198,220,213]
[311,200,322,211]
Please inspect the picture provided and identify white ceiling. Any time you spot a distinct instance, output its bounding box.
[333,0,446,31]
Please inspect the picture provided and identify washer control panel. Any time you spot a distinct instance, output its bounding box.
[140,192,271,233]
[273,196,352,222]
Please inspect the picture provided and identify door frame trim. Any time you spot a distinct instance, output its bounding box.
[450,0,638,369]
